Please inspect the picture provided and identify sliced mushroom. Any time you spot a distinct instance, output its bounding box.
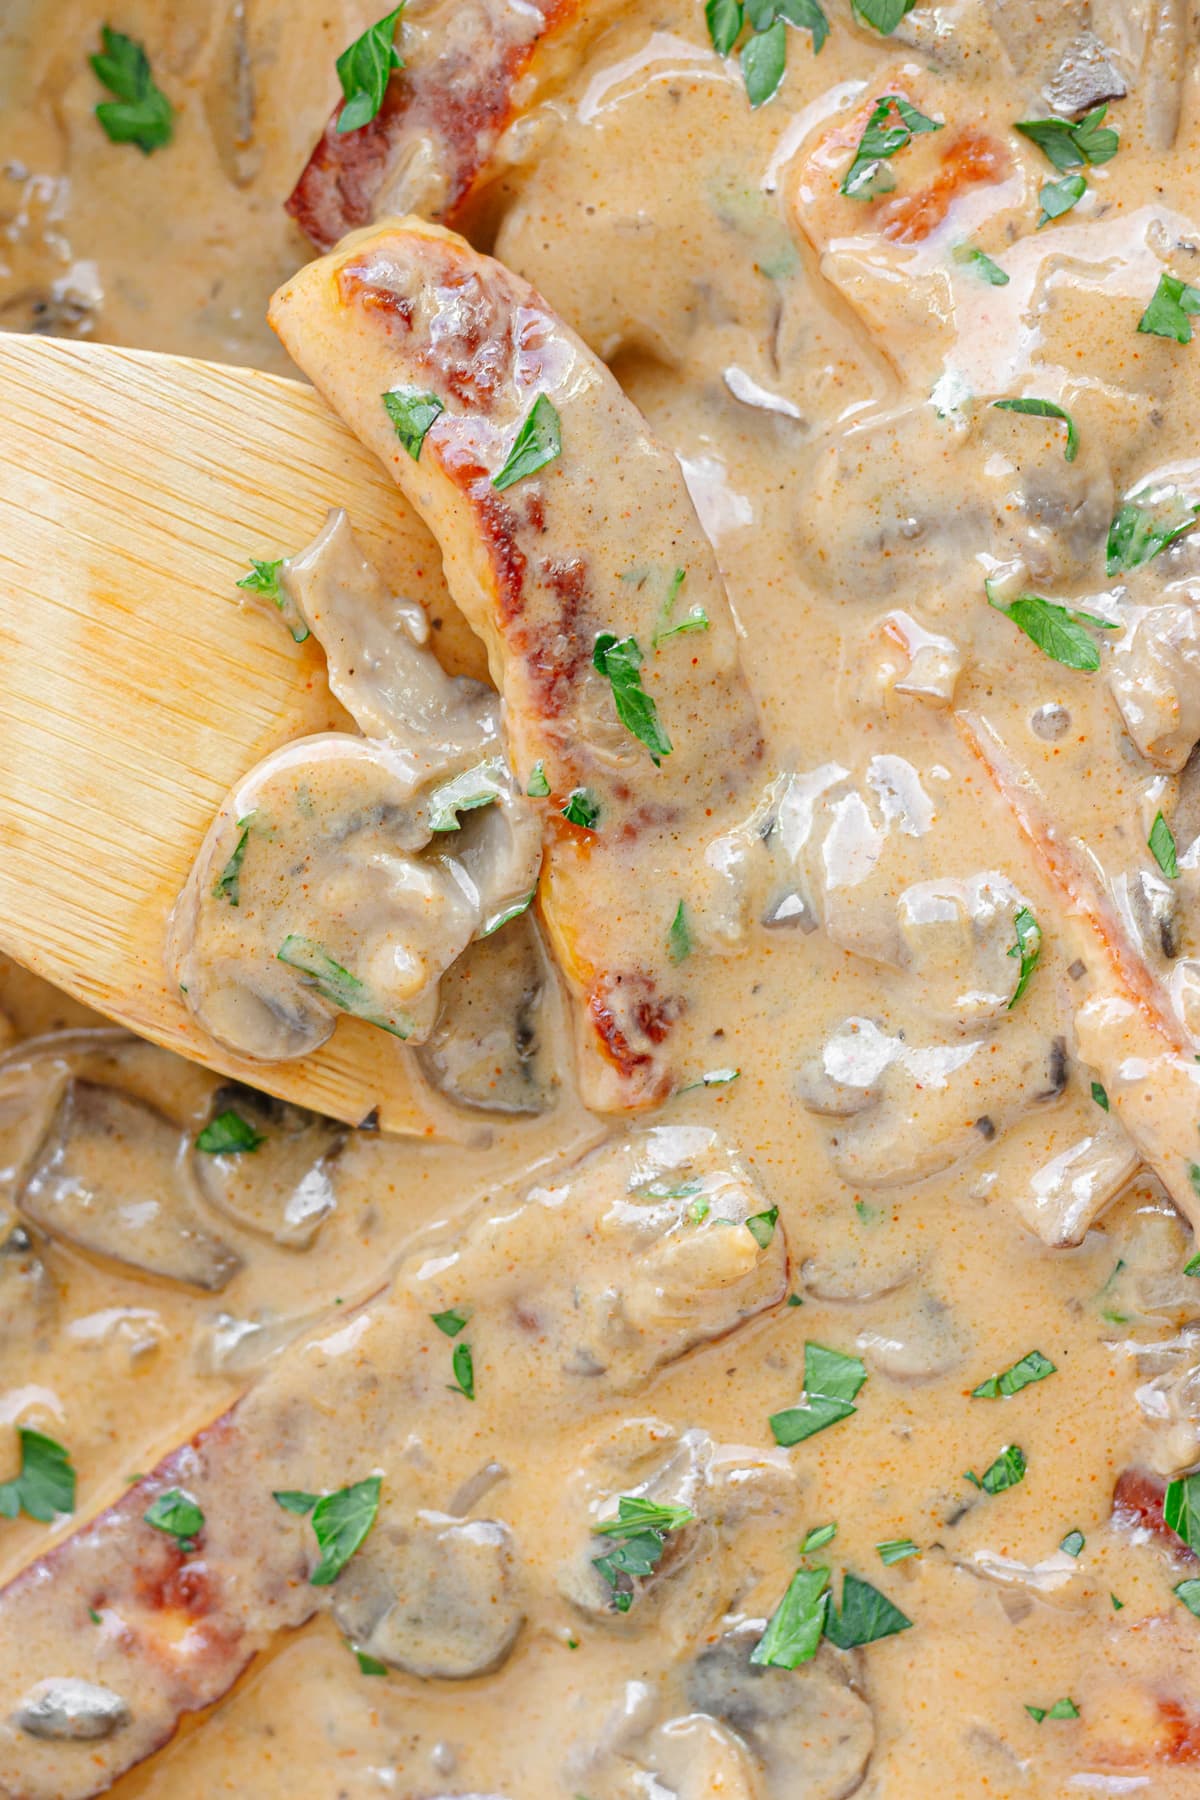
[603,1715,759,1799]
[416,912,560,1115]
[801,1240,916,1305]
[191,1086,344,1249]
[1109,601,1200,771]
[18,1081,239,1291]
[1043,31,1128,113]
[857,1292,969,1384]
[331,1513,523,1680]
[14,1679,130,1743]
[686,1627,875,1800]
[0,1224,54,1348]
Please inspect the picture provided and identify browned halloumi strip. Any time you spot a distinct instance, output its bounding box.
[269,219,763,1110]
[285,0,627,251]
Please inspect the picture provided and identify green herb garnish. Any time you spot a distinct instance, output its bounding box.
[493,395,562,491]
[527,761,551,797]
[668,900,692,964]
[561,788,600,831]
[1007,906,1042,1008]
[143,1488,204,1550]
[451,1341,474,1401]
[1038,174,1087,226]
[214,816,253,906]
[90,26,173,153]
[992,397,1078,461]
[1164,1470,1200,1551]
[237,557,308,643]
[1015,106,1118,171]
[971,1349,1055,1400]
[1027,1697,1080,1722]
[431,1309,469,1338]
[382,386,442,460]
[965,1444,1027,1495]
[592,633,672,765]
[744,1206,779,1248]
[877,1537,919,1564]
[592,1495,695,1613]
[195,1108,265,1155]
[277,935,413,1039]
[1091,1081,1109,1112]
[841,94,942,200]
[0,1429,76,1523]
[752,1565,830,1665]
[769,1342,868,1446]
[984,580,1110,673]
[802,1522,837,1552]
[1149,812,1179,879]
[851,0,917,31]
[823,1570,913,1648]
[1139,272,1200,343]
[1060,1528,1085,1557]
[335,6,404,134]
[274,1479,382,1584]
[1107,489,1200,573]
[654,568,709,644]
[354,1648,388,1675]
[953,244,1009,286]
[1175,1577,1200,1617]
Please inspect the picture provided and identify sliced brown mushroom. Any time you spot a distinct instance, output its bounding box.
[191,1086,344,1249]
[331,1512,523,1680]
[13,1679,130,1743]
[0,1224,54,1348]
[416,912,561,1115]
[856,1292,970,1384]
[19,1081,239,1291]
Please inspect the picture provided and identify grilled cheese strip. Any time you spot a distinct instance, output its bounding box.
[270,218,763,1109]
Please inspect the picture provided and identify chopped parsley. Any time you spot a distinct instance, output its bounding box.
[802,1522,837,1552]
[493,395,562,491]
[1007,906,1042,1008]
[952,244,1010,286]
[1060,1528,1085,1557]
[561,788,600,831]
[769,1342,867,1446]
[592,633,672,765]
[705,0,744,52]
[213,816,253,906]
[451,1341,474,1401]
[1111,1592,1124,1611]
[382,387,442,460]
[876,1538,919,1564]
[1163,1471,1200,1552]
[273,1477,382,1585]
[741,18,787,107]
[824,1570,913,1648]
[143,1488,204,1550]
[654,568,709,644]
[1027,1697,1080,1723]
[1107,489,1200,573]
[592,1496,695,1613]
[1091,1081,1110,1112]
[335,7,404,134]
[744,1206,779,1248]
[1149,812,1180,879]
[1015,106,1118,171]
[1038,174,1087,226]
[527,761,551,797]
[90,26,173,153]
[841,94,942,201]
[992,397,1078,462]
[1139,272,1200,343]
[431,1309,469,1338]
[195,1108,265,1155]
[965,1444,1027,1496]
[353,1648,388,1675]
[985,580,1112,673]
[752,1565,830,1665]
[480,892,536,937]
[277,935,413,1039]
[237,556,308,643]
[852,0,918,31]
[0,1429,76,1523]
[1175,1577,1200,1618]
[971,1349,1056,1400]
[668,901,692,964]
[427,766,502,832]
[1184,1251,1200,1277]
[705,0,828,110]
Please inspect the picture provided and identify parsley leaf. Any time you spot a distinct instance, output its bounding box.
[769,1342,868,1446]
[1175,1577,1200,1617]
[213,816,252,906]
[877,1538,919,1564]
[992,397,1078,461]
[985,580,1104,673]
[0,1429,76,1523]
[1164,1470,1200,1551]
[1107,489,1200,573]
[706,0,744,53]
[1038,173,1087,226]
[451,1341,474,1401]
[431,1308,468,1338]
[971,1349,1056,1399]
[654,568,709,644]
[752,1565,830,1666]
[427,767,502,832]
[277,935,414,1039]
[382,387,442,460]
[1149,812,1179,879]
[195,1108,265,1155]
[823,1570,913,1648]
[1139,271,1200,343]
[336,7,404,134]
[744,1206,779,1247]
[1007,906,1041,1008]
[668,901,692,964]
[966,1444,1027,1495]
[953,244,1009,286]
[309,1477,382,1585]
[592,633,672,765]
[1185,1251,1200,1277]
[741,18,787,106]
[144,1488,204,1549]
[1090,1081,1109,1112]
[493,395,562,490]
[592,1496,694,1612]
[272,1490,319,1515]
[354,1648,388,1675]
[90,26,173,154]
[1015,106,1118,171]
[802,1522,837,1552]
[561,788,600,831]
[851,0,918,31]
[1060,1528,1085,1557]
[527,761,551,797]
[237,556,308,643]
[841,94,942,200]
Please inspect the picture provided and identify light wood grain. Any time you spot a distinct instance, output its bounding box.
[0,334,464,1134]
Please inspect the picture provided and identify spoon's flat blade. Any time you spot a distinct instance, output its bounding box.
[0,334,451,1133]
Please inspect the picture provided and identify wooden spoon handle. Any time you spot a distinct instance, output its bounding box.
[0,334,453,1133]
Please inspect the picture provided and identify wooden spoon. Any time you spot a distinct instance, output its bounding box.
[0,332,469,1134]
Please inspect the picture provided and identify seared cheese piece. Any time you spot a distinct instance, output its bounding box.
[270,218,763,1109]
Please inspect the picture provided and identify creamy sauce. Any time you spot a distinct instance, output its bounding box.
[3,1,1200,1795]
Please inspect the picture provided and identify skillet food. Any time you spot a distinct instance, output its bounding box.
[6,0,1200,1794]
